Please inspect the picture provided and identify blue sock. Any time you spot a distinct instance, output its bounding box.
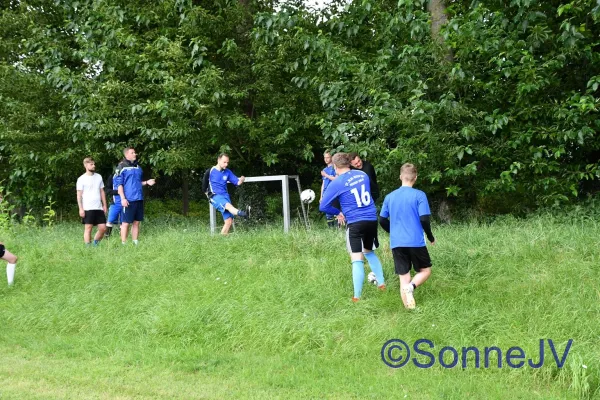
[93,240,100,246]
[352,260,365,298]
[364,252,384,285]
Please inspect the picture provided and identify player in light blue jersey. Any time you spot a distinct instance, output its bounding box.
[319,151,338,228]
[319,153,386,302]
[379,163,435,309]
[202,153,248,235]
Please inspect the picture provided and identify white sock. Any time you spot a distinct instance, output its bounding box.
[7,263,16,285]
[133,240,139,245]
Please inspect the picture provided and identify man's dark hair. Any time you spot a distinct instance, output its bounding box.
[123,146,135,155]
[218,153,229,160]
[348,152,359,160]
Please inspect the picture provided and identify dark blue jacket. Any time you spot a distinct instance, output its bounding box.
[114,160,144,202]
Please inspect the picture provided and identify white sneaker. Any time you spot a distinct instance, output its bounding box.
[401,285,416,309]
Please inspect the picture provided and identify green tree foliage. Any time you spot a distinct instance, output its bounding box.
[253,0,600,211]
[0,0,598,213]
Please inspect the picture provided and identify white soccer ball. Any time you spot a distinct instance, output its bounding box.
[300,189,316,204]
[367,272,378,285]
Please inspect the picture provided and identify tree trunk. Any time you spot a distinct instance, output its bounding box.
[428,0,453,62]
[182,170,189,217]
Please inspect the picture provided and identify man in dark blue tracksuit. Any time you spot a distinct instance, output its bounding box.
[114,147,155,245]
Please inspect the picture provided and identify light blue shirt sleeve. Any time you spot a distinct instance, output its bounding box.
[418,191,431,216]
[380,195,390,218]
[319,180,341,215]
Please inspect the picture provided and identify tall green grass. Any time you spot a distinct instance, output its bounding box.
[0,213,598,399]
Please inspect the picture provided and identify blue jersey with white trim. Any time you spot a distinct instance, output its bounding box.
[113,160,144,201]
[380,186,431,247]
[319,170,377,224]
[208,167,240,195]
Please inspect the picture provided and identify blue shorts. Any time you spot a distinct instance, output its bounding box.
[121,200,144,223]
[210,194,233,221]
[107,203,122,224]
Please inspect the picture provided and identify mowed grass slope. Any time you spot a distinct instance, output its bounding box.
[0,214,599,399]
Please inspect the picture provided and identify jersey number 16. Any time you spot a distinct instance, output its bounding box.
[350,184,371,207]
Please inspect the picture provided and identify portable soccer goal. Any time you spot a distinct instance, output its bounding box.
[209,175,308,234]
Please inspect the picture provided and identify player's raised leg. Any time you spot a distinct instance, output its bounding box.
[1,243,17,286]
[224,202,247,218]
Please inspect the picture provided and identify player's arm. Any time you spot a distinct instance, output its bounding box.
[100,186,107,214]
[105,175,116,196]
[76,189,84,218]
[379,197,390,233]
[319,183,341,215]
[117,184,127,207]
[115,172,128,208]
[228,170,243,186]
[418,193,435,244]
[320,180,325,202]
[379,217,390,233]
[420,215,435,244]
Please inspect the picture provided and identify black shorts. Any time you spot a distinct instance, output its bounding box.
[0,243,5,258]
[346,220,379,253]
[392,247,432,275]
[82,210,106,226]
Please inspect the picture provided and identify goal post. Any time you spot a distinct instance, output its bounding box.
[209,174,308,234]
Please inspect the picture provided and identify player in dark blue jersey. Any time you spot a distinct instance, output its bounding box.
[114,147,156,245]
[202,153,248,235]
[379,163,435,309]
[104,171,121,237]
[319,151,338,228]
[319,153,386,302]
[0,241,18,286]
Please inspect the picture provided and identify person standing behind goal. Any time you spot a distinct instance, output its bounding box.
[76,157,108,246]
[320,150,338,228]
[319,153,386,302]
[379,163,435,309]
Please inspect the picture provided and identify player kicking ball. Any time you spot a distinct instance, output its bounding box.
[0,242,17,286]
[379,163,435,309]
[319,153,386,302]
[203,153,248,235]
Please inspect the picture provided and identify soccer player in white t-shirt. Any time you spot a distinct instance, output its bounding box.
[76,158,108,246]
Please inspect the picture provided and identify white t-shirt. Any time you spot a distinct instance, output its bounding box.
[76,173,105,211]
